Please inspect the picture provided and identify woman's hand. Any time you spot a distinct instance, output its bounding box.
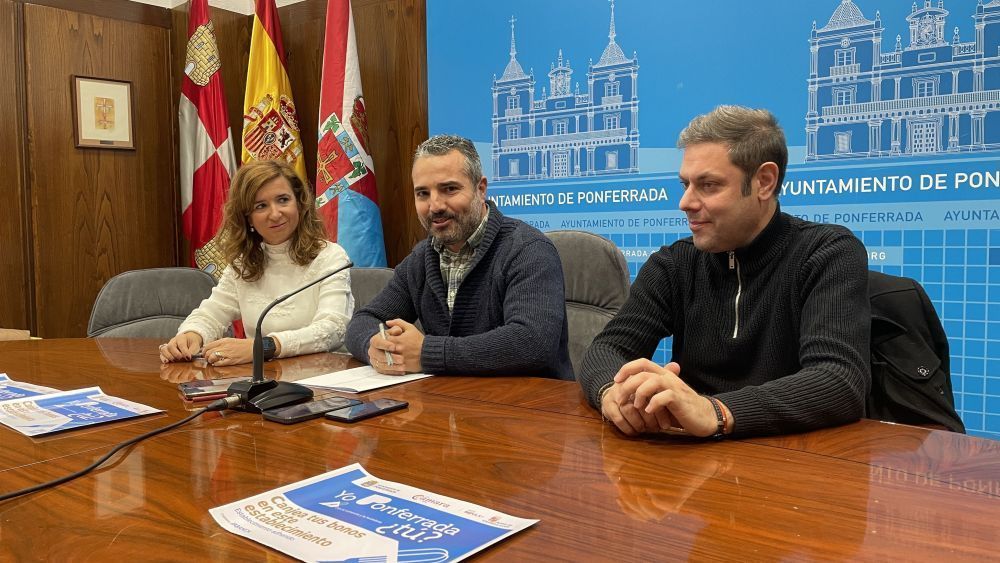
[159,332,203,363]
[202,338,254,366]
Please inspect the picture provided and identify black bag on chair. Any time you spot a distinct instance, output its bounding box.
[866,271,965,433]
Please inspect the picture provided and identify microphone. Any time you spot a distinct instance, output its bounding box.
[227,260,354,413]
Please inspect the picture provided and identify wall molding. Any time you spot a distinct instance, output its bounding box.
[15,0,172,27]
[133,0,308,16]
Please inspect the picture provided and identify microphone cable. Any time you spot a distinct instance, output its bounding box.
[0,395,241,503]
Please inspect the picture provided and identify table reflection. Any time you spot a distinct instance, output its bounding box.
[156,351,356,384]
[600,431,734,523]
[596,429,869,560]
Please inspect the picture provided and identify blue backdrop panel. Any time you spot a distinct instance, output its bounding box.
[427,0,1000,439]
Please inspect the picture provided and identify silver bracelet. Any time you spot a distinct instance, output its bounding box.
[597,381,614,421]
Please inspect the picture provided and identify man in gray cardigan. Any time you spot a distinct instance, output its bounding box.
[345,135,573,380]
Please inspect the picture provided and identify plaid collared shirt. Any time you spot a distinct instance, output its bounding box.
[431,207,490,312]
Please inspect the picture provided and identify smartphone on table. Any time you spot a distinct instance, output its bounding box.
[324,398,408,423]
[178,378,249,401]
[263,396,363,424]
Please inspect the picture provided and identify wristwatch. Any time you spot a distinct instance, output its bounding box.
[262,336,277,361]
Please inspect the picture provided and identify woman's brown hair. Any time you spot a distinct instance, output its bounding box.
[219,160,327,282]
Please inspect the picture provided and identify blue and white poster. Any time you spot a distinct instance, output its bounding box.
[0,386,161,436]
[210,463,537,562]
[428,0,1000,438]
[0,373,58,402]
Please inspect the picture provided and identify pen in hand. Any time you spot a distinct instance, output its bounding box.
[379,323,395,367]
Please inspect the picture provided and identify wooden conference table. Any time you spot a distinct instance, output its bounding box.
[0,339,998,561]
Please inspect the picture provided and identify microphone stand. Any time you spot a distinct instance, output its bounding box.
[227,261,353,413]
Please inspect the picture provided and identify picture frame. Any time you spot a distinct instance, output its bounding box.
[72,75,135,150]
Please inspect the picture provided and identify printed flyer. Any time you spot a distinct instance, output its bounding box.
[210,463,537,562]
[0,373,59,402]
[0,386,161,436]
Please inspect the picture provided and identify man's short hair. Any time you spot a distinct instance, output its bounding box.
[677,105,788,196]
[414,134,484,187]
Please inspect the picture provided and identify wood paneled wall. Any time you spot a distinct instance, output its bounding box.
[1,0,429,337]
[2,0,178,338]
[24,3,178,337]
[0,0,33,332]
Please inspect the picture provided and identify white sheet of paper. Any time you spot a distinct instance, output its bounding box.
[295,365,431,393]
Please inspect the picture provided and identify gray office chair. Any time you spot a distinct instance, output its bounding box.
[87,267,217,338]
[545,230,630,378]
[350,267,395,312]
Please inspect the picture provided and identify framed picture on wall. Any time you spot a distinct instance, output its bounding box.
[72,76,135,150]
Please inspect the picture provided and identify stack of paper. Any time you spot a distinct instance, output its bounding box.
[0,374,161,437]
[296,365,432,393]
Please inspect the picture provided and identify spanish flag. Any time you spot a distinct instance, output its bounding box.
[241,0,306,182]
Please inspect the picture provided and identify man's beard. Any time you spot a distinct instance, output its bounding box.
[422,197,485,248]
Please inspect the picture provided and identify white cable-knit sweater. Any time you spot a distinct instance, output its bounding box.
[177,241,354,357]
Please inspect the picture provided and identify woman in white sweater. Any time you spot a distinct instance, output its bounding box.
[159,160,354,366]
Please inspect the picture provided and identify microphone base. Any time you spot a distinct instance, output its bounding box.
[227,379,314,413]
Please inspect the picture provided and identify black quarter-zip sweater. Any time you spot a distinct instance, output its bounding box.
[579,206,871,438]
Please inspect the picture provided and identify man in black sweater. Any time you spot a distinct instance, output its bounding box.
[345,135,573,380]
[579,106,870,438]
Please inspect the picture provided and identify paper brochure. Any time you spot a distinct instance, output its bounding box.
[210,463,537,562]
[0,373,59,402]
[0,386,161,436]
